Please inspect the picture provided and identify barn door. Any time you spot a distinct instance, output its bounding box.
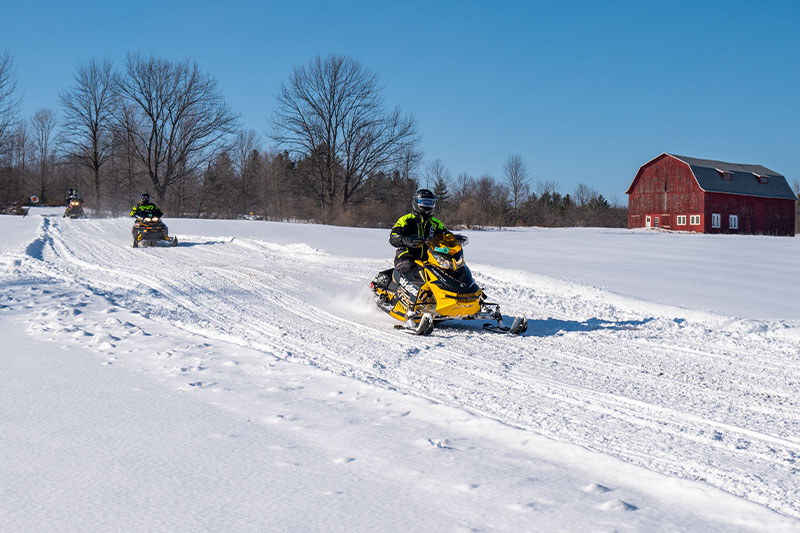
[646,215,652,228]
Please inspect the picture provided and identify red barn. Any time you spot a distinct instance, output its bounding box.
[626,153,796,236]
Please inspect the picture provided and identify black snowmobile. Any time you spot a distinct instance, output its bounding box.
[132,208,178,248]
[370,231,527,335]
[63,198,85,219]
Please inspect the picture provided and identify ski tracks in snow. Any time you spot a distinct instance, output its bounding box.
[6,214,800,519]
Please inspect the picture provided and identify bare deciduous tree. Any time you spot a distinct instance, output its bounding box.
[59,59,115,199]
[535,179,560,197]
[503,154,529,225]
[425,159,451,191]
[31,109,57,200]
[5,120,32,199]
[573,183,596,208]
[232,129,261,212]
[0,50,21,149]
[114,53,238,202]
[271,54,419,219]
[396,147,422,184]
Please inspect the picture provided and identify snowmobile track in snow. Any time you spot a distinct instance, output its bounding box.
[12,215,800,519]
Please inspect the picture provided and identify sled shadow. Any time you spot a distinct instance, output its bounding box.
[522,316,655,338]
[436,316,654,338]
[173,240,229,247]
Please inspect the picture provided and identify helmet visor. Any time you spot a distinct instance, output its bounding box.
[416,198,436,208]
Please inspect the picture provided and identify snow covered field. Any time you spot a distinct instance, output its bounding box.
[1,208,799,531]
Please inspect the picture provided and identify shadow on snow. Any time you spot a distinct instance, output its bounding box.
[523,316,654,337]
[435,316,654,338]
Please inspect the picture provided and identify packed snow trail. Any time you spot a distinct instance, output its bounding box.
[10,213,800,519]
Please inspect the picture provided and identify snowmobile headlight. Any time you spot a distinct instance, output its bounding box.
[151,217,159,222]
[144,217,153,222]
[432,252,454,270]
[70,200,80,206]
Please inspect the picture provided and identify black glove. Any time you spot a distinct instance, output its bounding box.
[402,235,424,248]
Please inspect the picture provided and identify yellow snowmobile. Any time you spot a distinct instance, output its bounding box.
[370,231,527,335]
[132,208,178,248]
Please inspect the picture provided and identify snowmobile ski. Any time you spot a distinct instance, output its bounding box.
[482,315,528,335]
[394,312,434,335]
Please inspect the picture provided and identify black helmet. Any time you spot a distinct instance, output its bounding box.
[141,193,150,203]
[412,189,436,218]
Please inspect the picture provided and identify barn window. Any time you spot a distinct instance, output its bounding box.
[711,213,721,228]
[716,168,732,180]
[690,215,700,225]
[729,215,739,229]
[753,173,768,184]
[676,215,687,225]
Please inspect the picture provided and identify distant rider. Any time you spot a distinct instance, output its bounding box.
[65,188,82,203]
[130,192,163,218]
[373,189,447,288]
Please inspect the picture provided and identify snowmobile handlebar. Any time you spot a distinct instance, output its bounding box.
[402,236,425,248]
[403,233,469,248]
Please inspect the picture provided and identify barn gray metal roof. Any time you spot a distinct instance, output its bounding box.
[669,154,797,200]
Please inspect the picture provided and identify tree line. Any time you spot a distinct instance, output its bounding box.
[0,50,626,228]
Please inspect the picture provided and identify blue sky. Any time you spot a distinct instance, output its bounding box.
[3,0,798,202]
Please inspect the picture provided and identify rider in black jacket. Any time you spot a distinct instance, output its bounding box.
[373,189,446,287]
[129,193,163,218]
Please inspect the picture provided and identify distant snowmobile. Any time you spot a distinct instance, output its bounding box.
[63,198,85,219]
[132,209,178,248]
[370,231,527,335]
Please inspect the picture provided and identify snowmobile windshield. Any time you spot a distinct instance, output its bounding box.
[427,233,465,271]
[137,207,162,217]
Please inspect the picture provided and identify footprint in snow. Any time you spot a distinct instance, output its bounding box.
[506,502,537,512]
[426,438,455,450]
[187,381,218,388]
[265,414,299,424]
[583,482,612,494]
[598,499,638,512]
